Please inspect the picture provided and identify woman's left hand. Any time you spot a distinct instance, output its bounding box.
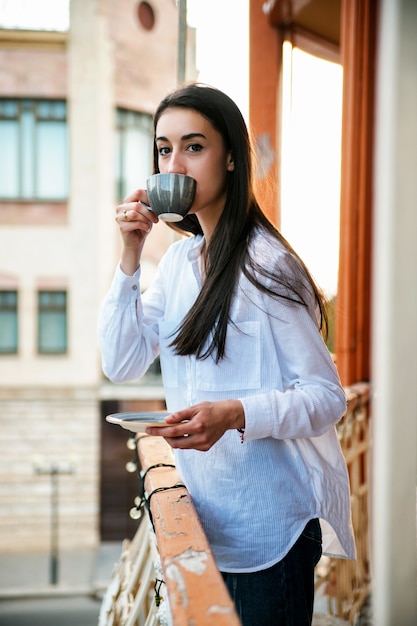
[145,400,244,451]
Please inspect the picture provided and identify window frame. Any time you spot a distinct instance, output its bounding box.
[0,98,68,202]
[115,107,154,201]
[37,289,68,355]
[0,290,18,354]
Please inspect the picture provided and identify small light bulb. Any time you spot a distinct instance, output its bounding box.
[126,438,136,451]
[125,461,137,473]
[129,507,142,520]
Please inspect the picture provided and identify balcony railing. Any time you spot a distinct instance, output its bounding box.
[314,382,371,622]
[100,381,371,625]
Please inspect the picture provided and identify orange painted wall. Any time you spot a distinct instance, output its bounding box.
[335,0,377,385]
[249,0,376,386]
[249,2,282,226]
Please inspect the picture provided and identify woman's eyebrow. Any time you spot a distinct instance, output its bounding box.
[155,132,207,142]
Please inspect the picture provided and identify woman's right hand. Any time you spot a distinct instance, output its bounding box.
[116,189,159,275]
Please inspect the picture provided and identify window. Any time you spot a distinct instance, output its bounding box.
[0,99,68,200]
[280,43,342,298]
[38,290,67,354]
[116,108,153,200]
[0,291,18,354]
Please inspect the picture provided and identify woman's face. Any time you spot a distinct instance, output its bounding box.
[155,107,234,229]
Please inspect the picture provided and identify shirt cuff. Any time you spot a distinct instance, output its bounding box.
[239,394,275,442]
[109,263,141,299]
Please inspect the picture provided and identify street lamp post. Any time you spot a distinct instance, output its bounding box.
[34,461,74,585]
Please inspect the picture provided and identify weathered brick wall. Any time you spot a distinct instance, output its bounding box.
[0,387,99,552]
[0,33,67,97]
[107,0,179,112]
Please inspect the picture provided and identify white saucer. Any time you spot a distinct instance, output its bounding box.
[159,212,184,222]
[106,411,171,433]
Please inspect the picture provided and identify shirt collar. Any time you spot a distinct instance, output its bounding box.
[187,234,205,262]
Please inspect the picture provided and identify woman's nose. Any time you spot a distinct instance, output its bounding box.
[167,150,186,174]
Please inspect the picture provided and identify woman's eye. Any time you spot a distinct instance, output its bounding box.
[158,146,170,156]
[187,143,202,153]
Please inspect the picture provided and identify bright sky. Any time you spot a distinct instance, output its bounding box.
[187,0,249,119]
[0,0,341,295]
[0,0,69,30]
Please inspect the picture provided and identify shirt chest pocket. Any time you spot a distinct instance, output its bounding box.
[196,321,261,392]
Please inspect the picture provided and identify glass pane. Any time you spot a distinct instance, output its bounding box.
[38,311,67,352]
[0,312,18,353]
[39,290,66,308]
[38,291,67,353]
[53,291,66,307]
[39,291,53,307]
[37,100,66,121]
[53,101,66,120]
[0,291,17,307]
[21,107,34,198]
[124,126,153,197]
[0,292,18,353]
[0,120,19,197]
[37,121,68,198]
[280,45,343,298]
[0,100,18,117]
[116,110,153,199]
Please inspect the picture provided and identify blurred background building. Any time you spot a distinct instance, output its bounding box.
[0,0,196,551]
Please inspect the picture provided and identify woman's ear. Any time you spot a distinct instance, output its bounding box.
[227,152,235,172]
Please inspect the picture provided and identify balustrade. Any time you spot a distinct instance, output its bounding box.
[315,382,371,622]
[102,381,371,625]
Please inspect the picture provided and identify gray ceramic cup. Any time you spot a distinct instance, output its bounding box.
[145,173,197,222]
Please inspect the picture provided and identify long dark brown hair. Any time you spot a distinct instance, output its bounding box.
[153,83,328,362]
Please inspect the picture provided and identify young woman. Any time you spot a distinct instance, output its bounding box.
[98,83,355,625]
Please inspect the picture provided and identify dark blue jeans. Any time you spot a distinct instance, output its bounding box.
[221,518,322,626]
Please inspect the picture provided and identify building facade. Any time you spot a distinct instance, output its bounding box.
[0,0,195,552]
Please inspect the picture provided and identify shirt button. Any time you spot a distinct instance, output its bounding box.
[132,284,138,291]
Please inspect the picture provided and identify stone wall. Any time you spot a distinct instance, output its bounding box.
[0,387,99,552]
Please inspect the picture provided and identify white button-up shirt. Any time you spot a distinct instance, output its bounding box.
[98,229,356,572]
